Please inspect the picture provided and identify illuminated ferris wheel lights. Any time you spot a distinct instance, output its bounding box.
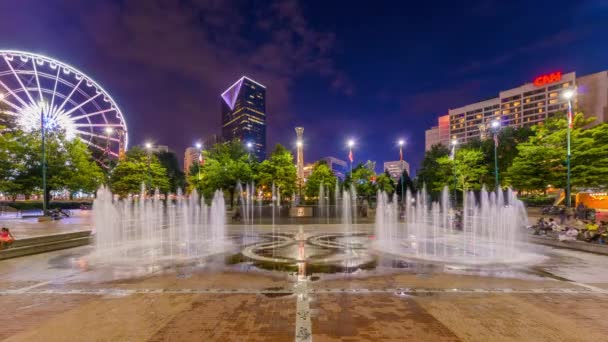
[0,50,128,167]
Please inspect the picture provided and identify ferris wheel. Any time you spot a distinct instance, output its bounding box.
[0,50,128,167]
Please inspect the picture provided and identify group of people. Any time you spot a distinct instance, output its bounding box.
[533,215,608,244]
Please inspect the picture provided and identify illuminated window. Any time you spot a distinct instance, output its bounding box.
[525,98,531,103]
[504,103,510,108]
[476,114,482,119]
[537,102,543,107]
[549,92,557,98]
[494,110,500,115]
[538,108,543,113]
[502,110,510,114]
[514,101,521,106]
[549,99,558,104]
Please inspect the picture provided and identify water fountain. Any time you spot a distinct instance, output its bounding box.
[375,186,537,265]
[92,186,229,266]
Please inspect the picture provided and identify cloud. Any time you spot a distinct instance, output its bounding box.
[454,28,589,75]
[1,0,354,151]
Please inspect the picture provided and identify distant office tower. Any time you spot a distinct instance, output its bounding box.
[221,76,266,160]
[203,134,223,150]
[184,147,200,174]
[295,127,304,188]
[384,160,411,180]
[321,156,348,180]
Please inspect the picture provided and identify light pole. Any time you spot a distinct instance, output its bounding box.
[246,141,253,160]
[398,139,405,203]
[195,142,203,183]
[40,102,47,213]
[562,88,576,208]
[451,138,458,206]
[490,119,501,188]
[347,139,355,174]
[145,142,152,191]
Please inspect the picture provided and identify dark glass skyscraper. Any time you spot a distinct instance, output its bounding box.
[221,76,266,160]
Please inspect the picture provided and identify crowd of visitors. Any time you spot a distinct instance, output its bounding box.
[532,203,608,245]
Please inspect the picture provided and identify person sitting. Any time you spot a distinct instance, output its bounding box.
[533,217,547,235]
[584,220,599,242]
[548,218,561,232]
[0,227,15,249]
[599,223,608,245]
[559,226,579,242]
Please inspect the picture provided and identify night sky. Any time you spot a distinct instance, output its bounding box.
[1,0,607,175]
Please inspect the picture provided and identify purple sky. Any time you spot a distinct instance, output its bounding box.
[1,0,607,174]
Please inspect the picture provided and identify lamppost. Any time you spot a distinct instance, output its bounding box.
[145,142,152,191]
[347,139,355,174]
[490,119,501,188]
[451,138,458,205]
[246,141,253,160]
[40,102,47,213]
[195,142,203,183]
[398,139,405,203]
[562,88,576,208]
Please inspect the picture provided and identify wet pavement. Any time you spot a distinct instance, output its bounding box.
[1,224,608,341]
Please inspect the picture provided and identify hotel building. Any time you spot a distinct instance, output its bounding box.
[425,70,608,147]
[425,114,450,150]
[221,76,267,161]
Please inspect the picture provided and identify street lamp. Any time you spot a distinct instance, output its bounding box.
[246,141,253,160]
[40,101,47,213]
[195,142,203,182]
[451,138,458,206]
[144,142,152,191]
[296,140,303,147]
[490,119,501,188]
[347,139,355,173]
[398,139,405,203]
[562,88,576,208]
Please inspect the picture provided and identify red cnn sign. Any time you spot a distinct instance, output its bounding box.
[533,72,562,87]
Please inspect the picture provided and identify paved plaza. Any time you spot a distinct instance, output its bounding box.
[0,223,607,341]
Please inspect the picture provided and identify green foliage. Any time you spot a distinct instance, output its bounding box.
[155,150,186,194]
[110,147,170,196]
[345,161,377,199]
[436,148,488,192]
[255,144,297,199]
[415,144,450,192]
[0,127,103,199]
[305,161,337,198]
[187,139,253,204]
[395,169,415,198]
[505,113,606,193]
[376,171,395,194]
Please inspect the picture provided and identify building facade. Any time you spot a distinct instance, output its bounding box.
[321,156,348,180]
[221,76,267,160]
[445,70,608,143]
[383,160,411,180]
[425,114,450,150]
[183,147,200,174]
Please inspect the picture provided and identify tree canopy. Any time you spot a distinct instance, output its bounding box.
[305,161,337,199]
[256,144,297,200]
[110,147,170,196]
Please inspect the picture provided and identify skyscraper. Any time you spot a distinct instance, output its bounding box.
[221,76,267,160]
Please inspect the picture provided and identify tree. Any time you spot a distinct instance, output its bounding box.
[376,171,395,194]
[110,147,170,196]
[256,144,297,201]
[437,148,488,192]
[415,144,450,193]
[0,128,103,201]
[155,150,186,195]
[345,161,377,200]
[187,139,253,206]
[305,161,337,199]
[395,169,415,199]
[504,113,599,193]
